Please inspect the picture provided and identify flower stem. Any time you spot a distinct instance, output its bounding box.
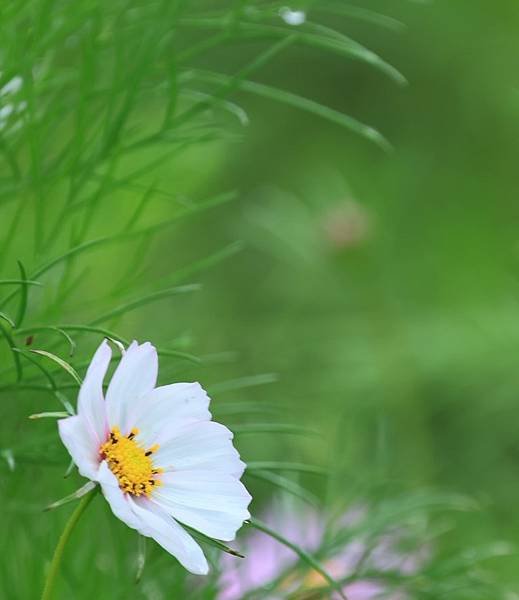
[41,487,97,600]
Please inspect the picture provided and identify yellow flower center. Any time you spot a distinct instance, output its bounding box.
[99,427,163,497]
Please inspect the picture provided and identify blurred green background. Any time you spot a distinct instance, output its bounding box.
[2,0,519,597]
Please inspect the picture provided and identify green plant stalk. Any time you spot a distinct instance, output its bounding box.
[41,488,97,600]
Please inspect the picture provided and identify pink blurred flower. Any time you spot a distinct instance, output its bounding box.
[219,500,428,599]
[321,200,372,250]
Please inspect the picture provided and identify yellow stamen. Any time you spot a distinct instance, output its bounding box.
[100,427,162,497]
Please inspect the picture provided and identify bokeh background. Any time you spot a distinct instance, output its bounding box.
[1,0,519,597]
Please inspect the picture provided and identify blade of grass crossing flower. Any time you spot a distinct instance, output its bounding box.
[183,524,245,558]
[27,349,82,386]
[29,411,70,420]
[39,356,119,382]
[13,349,57,388]
[44,481,97,511]
[249,518,348,600]
[13,350,75,414]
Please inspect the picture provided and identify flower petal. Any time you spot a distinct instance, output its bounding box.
[132,382,211,448]
[128,496,209,575]
[343,580,387,600]
[58,415,100,480]
[105,341,158,434]
[154,470,251,541]
[77,339,111,445]
[98,463,209,574]
[154,421,246,476]
[97,461,143,529]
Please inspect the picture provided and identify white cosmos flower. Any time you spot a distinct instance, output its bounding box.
[58,340,252,575]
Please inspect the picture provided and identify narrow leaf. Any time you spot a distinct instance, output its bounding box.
[214,402,281,416]
[187,70,390,150]
[0,312,15,328]
[64,459,75,479]
[160,241,244,287]
[15,260,29,327]
[90,284,201,325]
[107,337,126,356]
[314,4,406,32]
[54,325,128,345]
[43,481,97,511]
[183,524,245,558]
[15,326,76,356]
[157,348,201,364]
[232,423,319,436]
[29,411,69,420]
[247,470,319,507]
[0,279,42,286]
[1,449,15,472]
[249,518,348,600]
[28,349,82,386]
[247,462,328,476]
[136,535,147,583]
[44,481,96,511]
[208,373,278,394]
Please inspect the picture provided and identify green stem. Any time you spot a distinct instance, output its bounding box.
[41,488,97,600]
